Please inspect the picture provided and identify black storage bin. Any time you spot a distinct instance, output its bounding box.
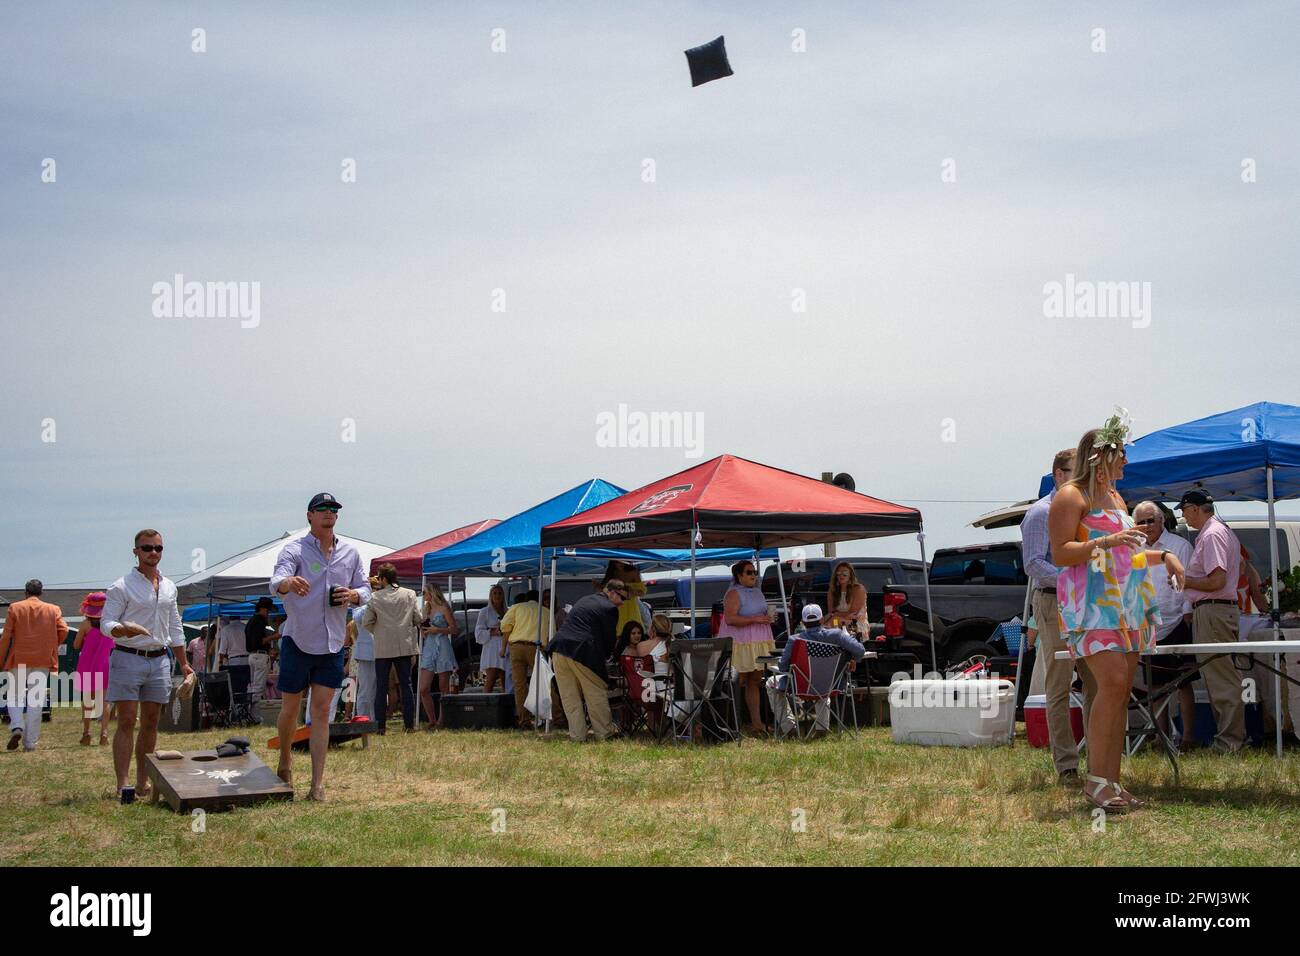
[442,691,515,729]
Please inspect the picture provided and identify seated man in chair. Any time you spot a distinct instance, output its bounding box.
[767,603,865,739]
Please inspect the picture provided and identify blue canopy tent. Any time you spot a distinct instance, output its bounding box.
[421,479,773,579]
[421,479,774,726]
[1038,402,1300,755]
[182,598,285,623]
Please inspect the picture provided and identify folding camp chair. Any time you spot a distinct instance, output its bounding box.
[618,655,669,740]
[1126,654,1197,758]
[770,637,858,741]
[198,671,234,728]
[667,637,740,745]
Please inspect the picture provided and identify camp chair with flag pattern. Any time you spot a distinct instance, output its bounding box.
[771,636,858,741]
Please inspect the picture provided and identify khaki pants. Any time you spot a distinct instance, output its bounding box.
[248,652,269,704]
[1193,602,1246,752]
[1034,590,1097,774]
[551,653,615,742]
[509,642,536,725]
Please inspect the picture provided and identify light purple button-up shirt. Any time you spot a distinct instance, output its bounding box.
[1020,491,1059,589]
[269,533,371,655]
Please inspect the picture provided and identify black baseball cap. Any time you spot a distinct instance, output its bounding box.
[1176,490,1214,509]
[308,492,342,511]
[255,597,275,610]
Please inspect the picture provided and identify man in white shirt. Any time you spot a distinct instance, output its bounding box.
[101,528,193,803]
[1133,501,1195,744]
[217,615,251,706]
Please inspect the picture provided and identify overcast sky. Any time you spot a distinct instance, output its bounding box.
[2,1,1297,590]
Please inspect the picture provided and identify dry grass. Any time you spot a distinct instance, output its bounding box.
[2,710,1298,866]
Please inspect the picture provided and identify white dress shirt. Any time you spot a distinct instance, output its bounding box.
[101,567,185,650]
[1150,529,1193,641]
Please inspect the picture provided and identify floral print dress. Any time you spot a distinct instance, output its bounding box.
[1057,508,1160,658]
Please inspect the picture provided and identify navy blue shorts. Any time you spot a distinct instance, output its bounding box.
[277,637,345,694]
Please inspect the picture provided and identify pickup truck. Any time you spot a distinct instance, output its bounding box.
[882,516,1300,673]
[756,557,933,684]
[876,543,1029,672]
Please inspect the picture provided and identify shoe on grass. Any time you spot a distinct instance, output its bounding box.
[6,730,22,751]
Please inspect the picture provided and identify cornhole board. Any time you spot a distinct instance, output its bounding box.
[267,721,376,752]
[143,750,293,813]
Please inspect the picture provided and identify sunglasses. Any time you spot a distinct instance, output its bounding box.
[607,589,628,598]
[741,568,757,576]
[312,507,340,514]
[1134,519,1158,526]
[137,545,164,553]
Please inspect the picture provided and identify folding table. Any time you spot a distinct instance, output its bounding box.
[1056,641,1300,782]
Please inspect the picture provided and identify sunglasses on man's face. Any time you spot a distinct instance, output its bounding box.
[312,507,340,514]
[137,544,164,553]
[608,589,628,599]
[1134,519,1158,526]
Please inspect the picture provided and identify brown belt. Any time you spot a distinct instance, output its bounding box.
[1193,599,1237,609]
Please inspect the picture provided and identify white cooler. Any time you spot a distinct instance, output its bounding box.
[888,679,1015,747]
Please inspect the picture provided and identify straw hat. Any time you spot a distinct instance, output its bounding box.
[80,592,107,616]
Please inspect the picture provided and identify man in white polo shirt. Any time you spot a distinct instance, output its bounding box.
[1179,490,1246,753]
[101,528,193,803]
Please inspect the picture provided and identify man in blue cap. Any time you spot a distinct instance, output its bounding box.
[269,493,371,801]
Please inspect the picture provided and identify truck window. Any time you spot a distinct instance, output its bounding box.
[1233,529,1290,582]
[901,566,927,586]
[852,567,894,595]
[929,548,1028,586]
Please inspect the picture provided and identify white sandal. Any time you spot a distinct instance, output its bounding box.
[1084,774,1130,813]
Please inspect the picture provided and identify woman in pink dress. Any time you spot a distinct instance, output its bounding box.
[718,560,776,737]
[73,592,113,745]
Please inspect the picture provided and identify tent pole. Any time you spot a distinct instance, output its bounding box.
[1010,582,1032,744]
[205,583,215,673]
[917,523,938,673]
[775,549,791,641]
[547,554,557,733]
[689,525,698,637]
[534,546,545,730]
[1267,465,1283,758]
[415,574,427,730]
[459,576,470,695]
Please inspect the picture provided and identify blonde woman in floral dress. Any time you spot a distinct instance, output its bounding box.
[1049,411,1184,812]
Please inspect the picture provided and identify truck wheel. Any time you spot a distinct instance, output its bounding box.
[944,640,998,672]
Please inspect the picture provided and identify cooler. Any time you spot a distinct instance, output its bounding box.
[1023,691,1085,748]
[889,679,1015,747]
[442,691,515,730]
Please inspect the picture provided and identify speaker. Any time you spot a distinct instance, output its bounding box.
[832,473,856,492]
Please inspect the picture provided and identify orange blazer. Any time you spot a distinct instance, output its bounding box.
[0,597,68,670]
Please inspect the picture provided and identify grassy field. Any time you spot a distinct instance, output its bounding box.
[2,710,1299,866]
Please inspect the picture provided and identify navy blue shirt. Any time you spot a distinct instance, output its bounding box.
[547,593,620,676]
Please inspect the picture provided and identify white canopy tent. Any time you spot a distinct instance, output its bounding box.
[176,529,396,604]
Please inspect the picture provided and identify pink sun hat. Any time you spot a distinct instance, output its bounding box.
[80,592,107,616]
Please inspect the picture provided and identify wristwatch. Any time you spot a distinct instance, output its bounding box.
[1160,549,1170,563]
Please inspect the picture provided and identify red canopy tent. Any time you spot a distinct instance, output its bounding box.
[369,519,500,584]
[540,455,935,660]
[540,454,920,549]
